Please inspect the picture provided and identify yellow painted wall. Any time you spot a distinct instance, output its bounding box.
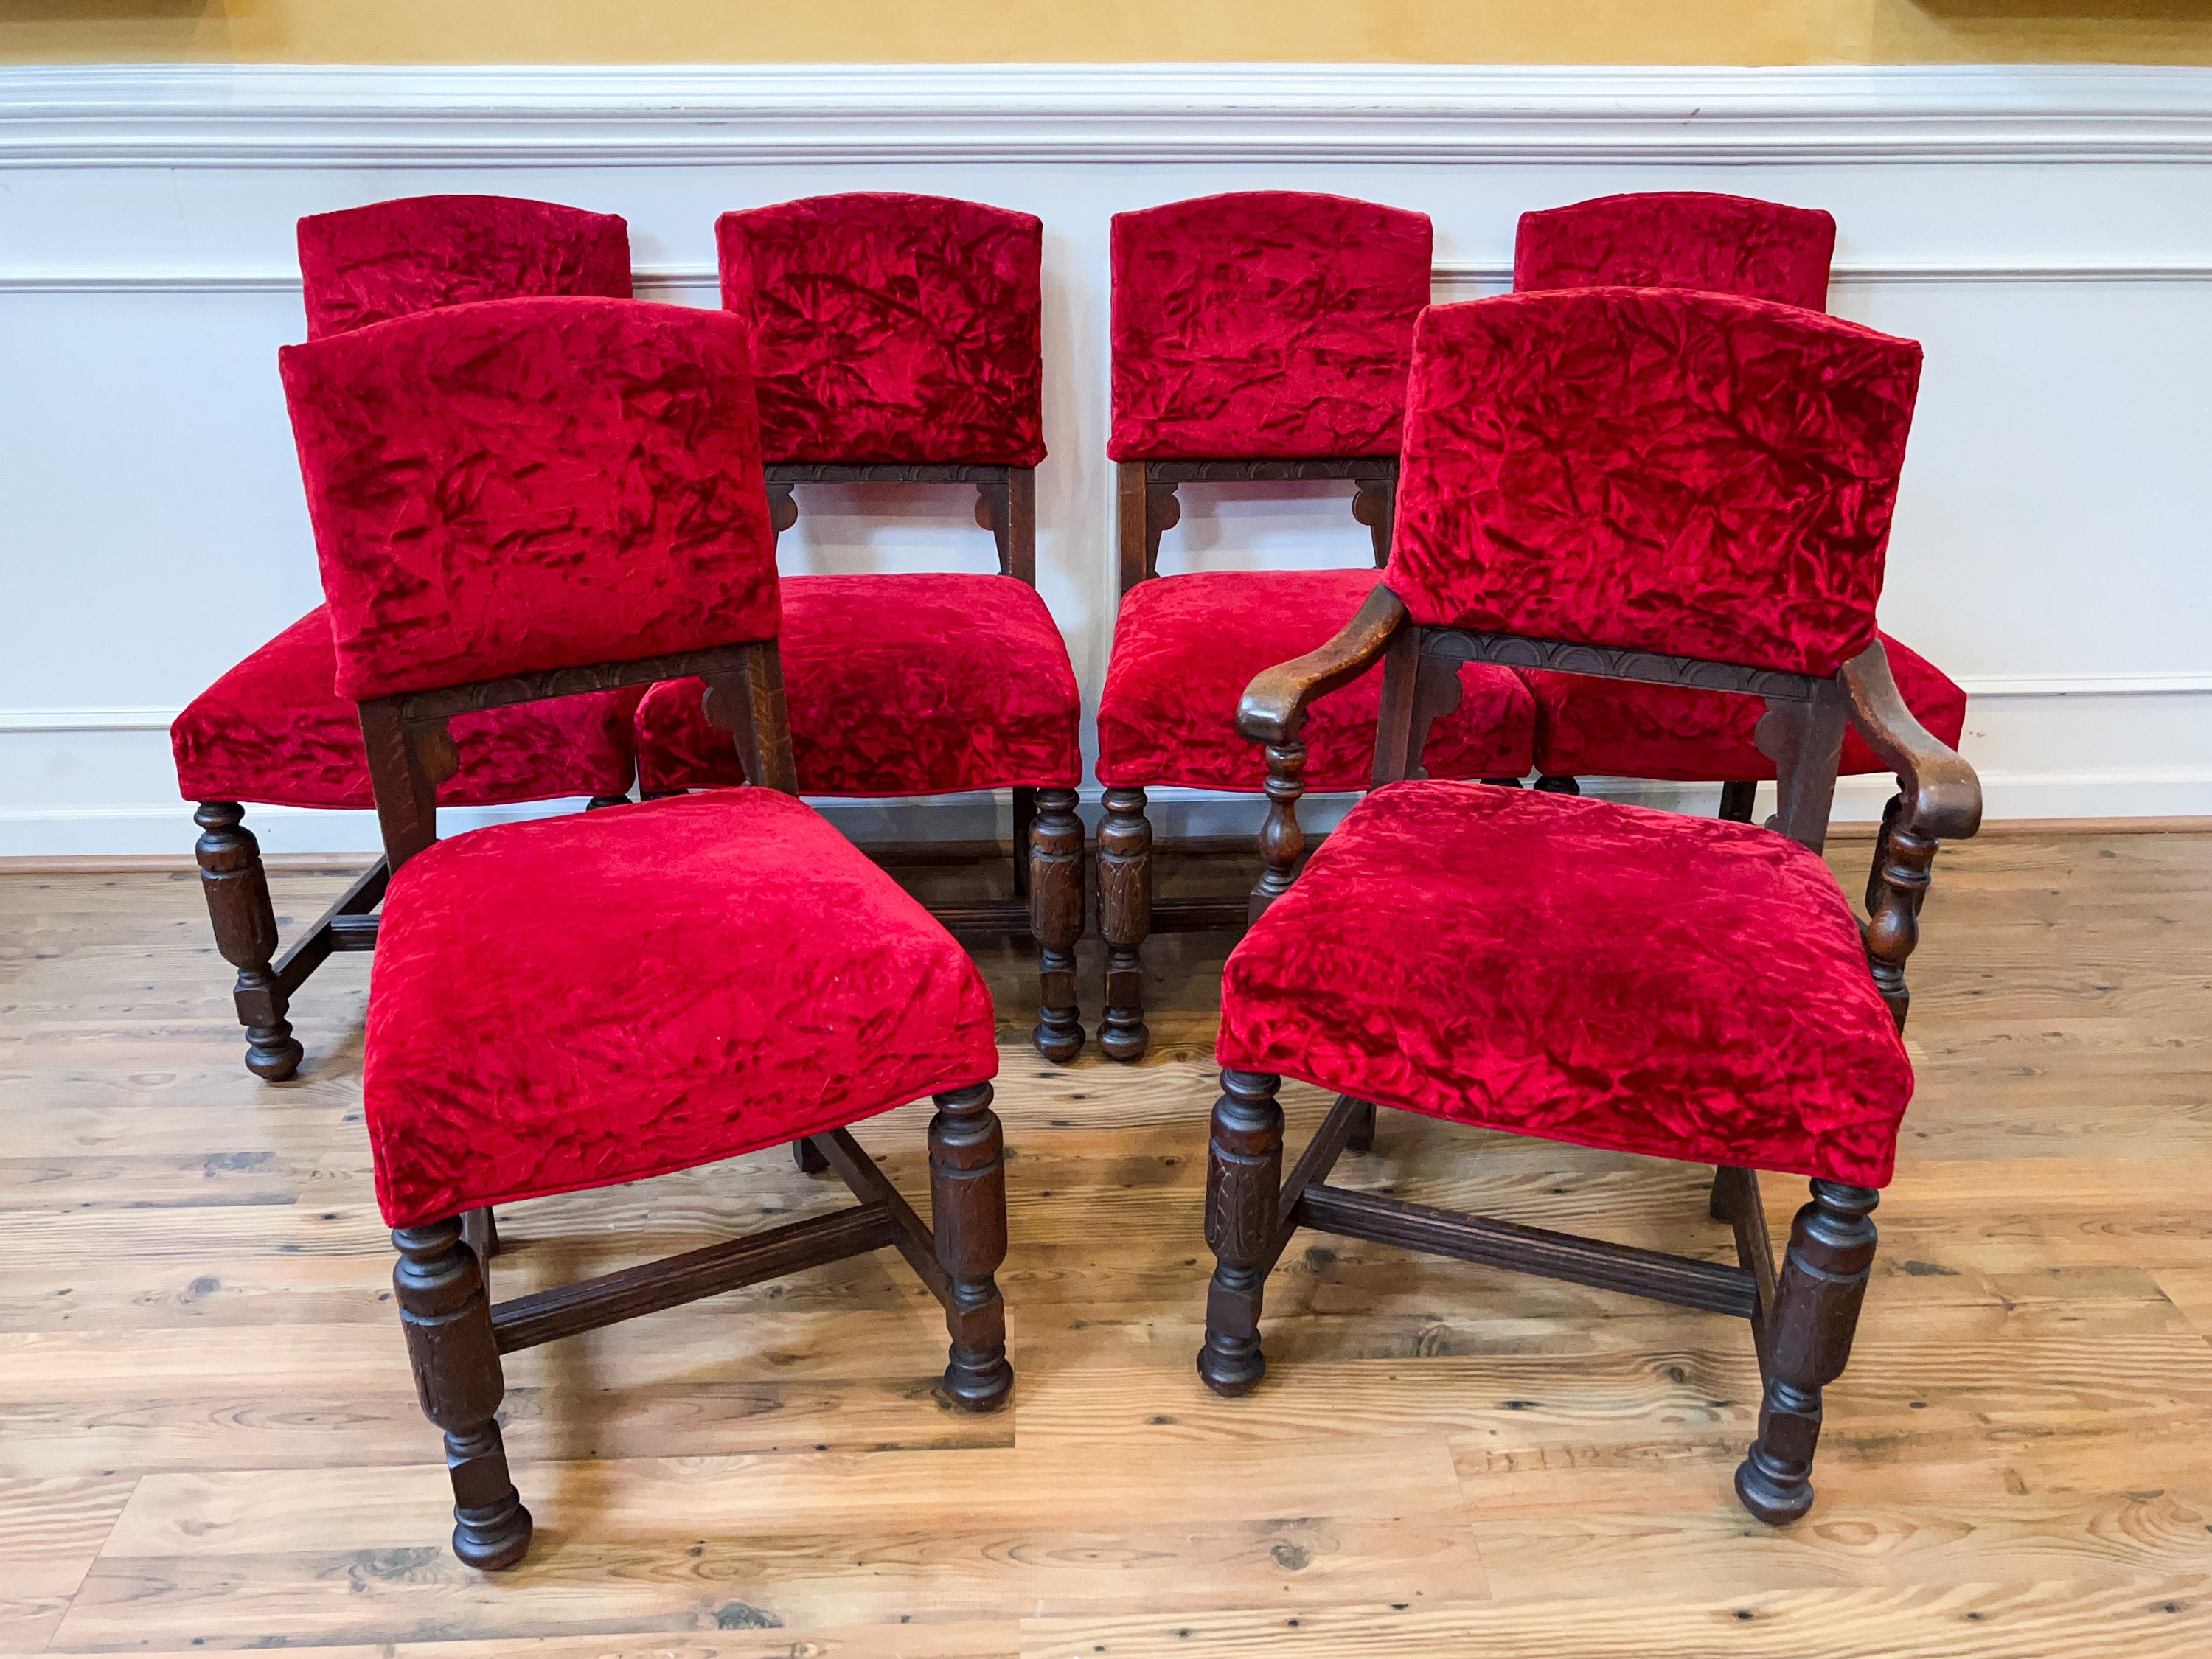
[4,0,2211,67]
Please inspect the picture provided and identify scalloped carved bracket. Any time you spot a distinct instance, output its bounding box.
[1754,684,1848,852]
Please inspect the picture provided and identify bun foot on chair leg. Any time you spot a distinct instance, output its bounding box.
[1029,787,1087,1062]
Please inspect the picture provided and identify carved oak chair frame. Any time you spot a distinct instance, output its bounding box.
[1200,584,1980,1523]
[362,639,1012,1567]
[1098,457,1399,1054]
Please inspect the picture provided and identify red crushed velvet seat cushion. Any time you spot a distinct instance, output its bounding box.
[365,789,998,1228]
[633,573,1080,797]
[1531,633,1966,782]
[1220,783,1913,1188]
[721,192,1045,465]
[1387,289,1921,681]
[170,608,634,810]
[297,195,631,341]
[1514,191,1835,311]
[1096,570,1534,791]
[1109,192,1433,461]
[281,297,781,701]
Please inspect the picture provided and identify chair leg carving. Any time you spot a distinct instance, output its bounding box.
[192,802,304,1082]
[1719,780,1759,823]
[392,1219,532,1571]
[1197,1070,1284,1397]
[1346,1099,1377,1154]
[1098,786,1152,1062]
[1029,787,1085,1062]
[1736,1180,1879,1525]
[929,1084,1014,1411]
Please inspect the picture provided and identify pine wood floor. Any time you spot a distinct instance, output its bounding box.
[3,827,2211,1656]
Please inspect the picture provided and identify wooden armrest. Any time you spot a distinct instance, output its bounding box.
[1840,640,1982,842]
[1237,586,1409,746]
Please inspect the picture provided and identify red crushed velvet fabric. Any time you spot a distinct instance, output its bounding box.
[297,195,631,341]
[280,297,781,700]
[1219,783,1913,1187]
[1109,192,1433,461]
[1532,633,1966,782]
[1096,570,1535,790]
[1387,288,1921,680]
[1514,191,1835,311]
[720,193,1044,465]
[634,573,1079,796]
[171,608,636,809]
[366,789,998,1228]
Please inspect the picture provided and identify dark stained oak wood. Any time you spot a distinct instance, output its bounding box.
[1736,1182,1881,1523]
[392,1219,531,1571]
[1719,779,1759,823]
[189,801,302,1082]
[1098,786,1152,1061]
[490,1206,897,1355]
[928,1085,1014,1412]
[1197,1070,1284,1397]
[1297,1183,1761,1320]
[1029,787,1086,1062]
[270,855,389,995]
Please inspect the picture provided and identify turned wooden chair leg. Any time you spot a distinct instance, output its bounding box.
[1197,1070,1283,1396]
[1736,1180,1880,1525]
[392,1218,532,1570]
[192,802,305,1082]
[1534,774,1582,796]
[790,1137,830,1174]
[459,1206,501,1262]
[1098,785,1152,1062]
[929,1084,1014,1411]
[1719,780,1759,823]
[1029,787,1085,1062]
[1346,1099,1377,1153]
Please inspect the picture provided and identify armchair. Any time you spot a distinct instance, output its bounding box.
[1199,286,1982,1526]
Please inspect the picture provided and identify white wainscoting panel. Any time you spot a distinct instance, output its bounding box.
[2,63,2209,855]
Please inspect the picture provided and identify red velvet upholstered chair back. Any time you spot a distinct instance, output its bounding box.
[279,296,781,701]
[1386,288,1921,680]
[1110,192,1434,460]
[1514,192,1835,313]
[717,192,1044,465]
[297,195,633,341]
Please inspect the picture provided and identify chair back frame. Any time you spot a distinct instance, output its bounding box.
[1116,459,1394,596]
[1375,619,1851,854]
[358,641,796,874]
[765,462,1037,586]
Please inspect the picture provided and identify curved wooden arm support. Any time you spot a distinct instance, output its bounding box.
[1840,641,1981,842]
[1237,585,1408,747]
[1238,586,1409,919]
[1840,640,1983,1029]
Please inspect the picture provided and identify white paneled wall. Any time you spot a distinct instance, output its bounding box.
[2,64,2209,854]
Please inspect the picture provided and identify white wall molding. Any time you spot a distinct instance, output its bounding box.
[9,63,2212,168]
[17,257,2212,296]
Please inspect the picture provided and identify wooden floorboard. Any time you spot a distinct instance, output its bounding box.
[1,829,2209,1654]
